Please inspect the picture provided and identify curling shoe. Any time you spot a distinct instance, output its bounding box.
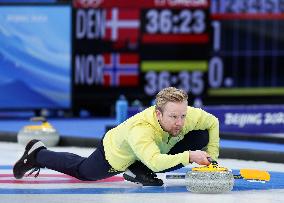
[123,162,164,186]
[13,139,46,179]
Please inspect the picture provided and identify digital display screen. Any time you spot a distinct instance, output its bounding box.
[140,7,210,96]
[209,0,284,97]
[0,5,71,109]
[73,0,284,116]
[73,0,210,115]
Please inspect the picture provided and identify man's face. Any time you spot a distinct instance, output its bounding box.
[156,101,187,136]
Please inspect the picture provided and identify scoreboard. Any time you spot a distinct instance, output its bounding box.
[72,0,284,116]
[140,6,210,97]
[73,0,210,115]
[208,0,284,104]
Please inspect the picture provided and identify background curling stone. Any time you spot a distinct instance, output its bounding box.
[17,117,60,147]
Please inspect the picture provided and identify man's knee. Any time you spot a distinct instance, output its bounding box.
[186,130,209,150]
[197,130,209,146]
[169,130,209,154]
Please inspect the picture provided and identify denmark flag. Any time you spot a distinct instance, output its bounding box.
[104,8,140,44]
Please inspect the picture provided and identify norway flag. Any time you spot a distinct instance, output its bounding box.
[103,53,139,87]
[105,8,140,44]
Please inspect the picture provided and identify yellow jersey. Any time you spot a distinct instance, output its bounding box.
[103,106,219,172]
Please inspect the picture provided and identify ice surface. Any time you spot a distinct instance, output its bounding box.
[0,141,283,203]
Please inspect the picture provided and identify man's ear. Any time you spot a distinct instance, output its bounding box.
[155,108,162,120]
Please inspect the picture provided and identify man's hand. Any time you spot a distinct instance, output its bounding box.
[189,150,211,165]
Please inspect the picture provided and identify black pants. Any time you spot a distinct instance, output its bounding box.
[37,141,120,181]
[36,130,208,180]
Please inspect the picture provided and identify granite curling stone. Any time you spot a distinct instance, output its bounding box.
[17,117,60,147]
[185,161,234,193]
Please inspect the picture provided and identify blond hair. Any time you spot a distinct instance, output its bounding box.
[155,87,188,112]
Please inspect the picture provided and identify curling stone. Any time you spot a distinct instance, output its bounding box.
[17,117,60,147]
[185,161,234,193]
